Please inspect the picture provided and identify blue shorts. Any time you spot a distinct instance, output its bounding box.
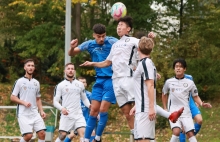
[91,77,116,104]
[189,95,201,118]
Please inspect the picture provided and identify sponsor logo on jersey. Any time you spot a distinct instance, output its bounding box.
[23,86,27,90]
[34,82,37,86]
[125,38,130,42]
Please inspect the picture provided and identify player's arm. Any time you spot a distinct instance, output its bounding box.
[80,60,112,68]
[81,91,91,109]
[145,79,156,121]
[193,95,212,108]
[162,81,169,111]
[68,39,81,56]
[36,97,46,118]
[10,95,31,107]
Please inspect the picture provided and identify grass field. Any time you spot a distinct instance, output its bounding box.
[0,84,219,142]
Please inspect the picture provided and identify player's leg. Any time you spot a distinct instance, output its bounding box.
[34,114,46,141]
[120,103,135,130]
[169,119,182,142]
[186,131,197,142]
[182,117,197,142]
[63,130,76,142]
[93,77,116,142]
[18,115,35,142]
[77,127,86,142]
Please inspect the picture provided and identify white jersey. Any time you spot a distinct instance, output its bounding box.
[133,58,157,113]
[107,35,139,79]
[162,77,198,117]
[53,79,90,118]
[11,77,41,116]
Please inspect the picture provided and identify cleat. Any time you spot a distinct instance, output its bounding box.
[169,107,184,123]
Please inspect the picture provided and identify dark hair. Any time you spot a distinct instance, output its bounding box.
[65,63,74,68]
[173,58,187,69]
[135,31,147,39]
[118,16,133,31]
[24,58,34,65]
[93,23,106,34]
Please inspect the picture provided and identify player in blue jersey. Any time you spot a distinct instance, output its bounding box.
[69,23,118,142]
[178,74,203,142]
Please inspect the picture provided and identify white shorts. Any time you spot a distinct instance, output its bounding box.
[134,112,155,140]
[112,77,135,107]
[169,117,195,133]
[59,114,86,132]
[18,114,46,135]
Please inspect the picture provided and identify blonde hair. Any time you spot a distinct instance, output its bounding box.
[138,36,154,55]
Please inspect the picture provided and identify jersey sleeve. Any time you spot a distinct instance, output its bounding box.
[107,36,118,45]
[53,84,63,110]
[106,43,115,61]
[162,80,169,95]
[36,81,41,97]
[190,81,199,97]
[11,80,20,96]
[78,40,92,51]
[142,60,155,80]
[80,87,90,108]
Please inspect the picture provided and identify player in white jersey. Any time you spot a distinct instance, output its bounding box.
[53,63,91,142]
[10,58,46,142]
[162,58,212,142]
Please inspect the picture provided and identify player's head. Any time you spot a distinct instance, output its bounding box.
[64,63,75,79]
[138,36,154,55]
[117,16,133,37]
[78,76,87,88]
[135,31,147,39]
[93,23,106,45]
[24,58,35,76]
[173,58,187,77]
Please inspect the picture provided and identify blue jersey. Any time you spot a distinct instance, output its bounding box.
[78,36,118,77]
[81,90,92,121]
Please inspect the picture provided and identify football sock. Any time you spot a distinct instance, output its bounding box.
[63,137,71,142]
[38,140,45,142]
[84,138,90,142]
[179,132,186,142]
[188,136,197,142]
[96,112,108,137]
[95,136,101,141]
[194,123,201,135]
[80,137,84,142]
[156,105,170,118]
[85,115,97,139]
[90,136,95,142]
[55,137,63,142]
[170,135,179,142]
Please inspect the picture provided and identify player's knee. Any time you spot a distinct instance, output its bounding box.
[37,130,46,139]
[58,131,67,140]
[90,109,99,116]
[23,133,33,141]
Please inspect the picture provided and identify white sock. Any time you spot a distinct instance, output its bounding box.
[55,137,63,142]
[189,136,197,142]
[130,129,134,134]
[38,139,45,142]
[80,137,84,142]
[84,138,90,142]
[95,135,101,141]
[156,105,170,118]
[20,137,26,142]
[170,135,179,142]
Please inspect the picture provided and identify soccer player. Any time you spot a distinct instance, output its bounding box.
[179,74,203,142]
[81,16,184,138]
[53,63,91,142]
[69,23,117,142]
[10,58,46,142]
[162,58,212,142]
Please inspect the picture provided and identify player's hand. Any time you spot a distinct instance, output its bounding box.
[40,111,46,119]
[201,102,212,108]
[148,32,155,39]
[156,73,161,80]
[61,107,69,115]
[129,106,136,116]
[23,101,31,107]
[149,108,156,121]
[70,39,78,49]
[80,61,93,67]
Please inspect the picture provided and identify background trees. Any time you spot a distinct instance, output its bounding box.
[0,0,219,99]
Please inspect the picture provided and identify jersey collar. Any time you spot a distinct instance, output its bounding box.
[175,76,184,80]
[65,78,75,82]
[23,76,33,81]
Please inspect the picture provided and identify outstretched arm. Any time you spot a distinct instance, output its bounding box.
[193,95,212,108]
[80,60,112,68]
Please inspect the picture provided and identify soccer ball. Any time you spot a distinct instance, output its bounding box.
[110,2,127,20]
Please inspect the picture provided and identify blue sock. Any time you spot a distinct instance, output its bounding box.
[85,115,97,139]
[179,132,186,142]
[64,137,71,142]
[96,112,108,137]
[90,135,95,142]
[194,123,201,135]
